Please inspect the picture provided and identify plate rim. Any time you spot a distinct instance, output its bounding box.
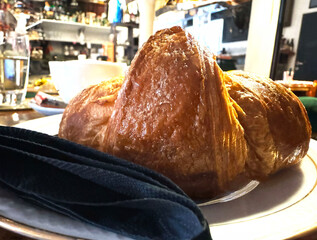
[207,143,317,240]
[28,101,65,115]
[0,216,76,240]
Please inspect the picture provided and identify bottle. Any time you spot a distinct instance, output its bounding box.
[135,5,139,24]
[123,6,130,23]
[64,45,69,56]
[108,0,122,23]
[15,13,29,35]
[289,38,294,52]
[0,3,17,33]
[0,9,5,32]
[69,45,74,56]
[44,1,54,19]
[69,0,79,16]
[44,2,50,13]
[56,1,65,20]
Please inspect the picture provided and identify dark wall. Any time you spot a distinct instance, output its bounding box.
[294,12,317,80]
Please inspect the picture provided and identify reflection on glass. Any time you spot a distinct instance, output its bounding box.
[0,33,29,106]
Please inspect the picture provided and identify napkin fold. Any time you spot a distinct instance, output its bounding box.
[0,126,212,240]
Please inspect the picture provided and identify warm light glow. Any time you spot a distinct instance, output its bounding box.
[12,113,19,122]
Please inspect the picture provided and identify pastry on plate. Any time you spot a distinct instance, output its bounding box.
[59,27,311,200]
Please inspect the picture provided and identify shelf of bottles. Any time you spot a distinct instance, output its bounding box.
[25,0,109,43]
[27,19,115,43]
[26,0,140,43]
[22,0,140,66]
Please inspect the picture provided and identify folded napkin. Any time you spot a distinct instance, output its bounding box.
[0,126,212,240]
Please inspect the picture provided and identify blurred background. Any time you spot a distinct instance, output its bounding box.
[0,0,317,80]
[1,0,317,95]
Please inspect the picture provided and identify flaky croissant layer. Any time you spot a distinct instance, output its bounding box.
[59,27,311,200]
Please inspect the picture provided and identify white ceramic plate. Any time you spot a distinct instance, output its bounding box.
[29,101,65,116]
[4,116,317,240]
[14,114,63,136]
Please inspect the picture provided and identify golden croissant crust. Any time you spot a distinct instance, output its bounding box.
[224,71,311,179]
[59,76,124,149]
[59,27,311,200]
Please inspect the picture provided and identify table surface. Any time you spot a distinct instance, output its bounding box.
[1,108,317,240]
[0,109,44,127]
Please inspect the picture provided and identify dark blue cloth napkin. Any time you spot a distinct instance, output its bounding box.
[0,126,212,240]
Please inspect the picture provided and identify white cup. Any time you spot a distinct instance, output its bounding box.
[49,60,127,103]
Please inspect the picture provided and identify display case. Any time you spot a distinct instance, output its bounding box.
[26,19,138,75]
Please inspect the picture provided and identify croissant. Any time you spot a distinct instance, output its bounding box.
[59,75,124,148]
[59,27,311,200]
